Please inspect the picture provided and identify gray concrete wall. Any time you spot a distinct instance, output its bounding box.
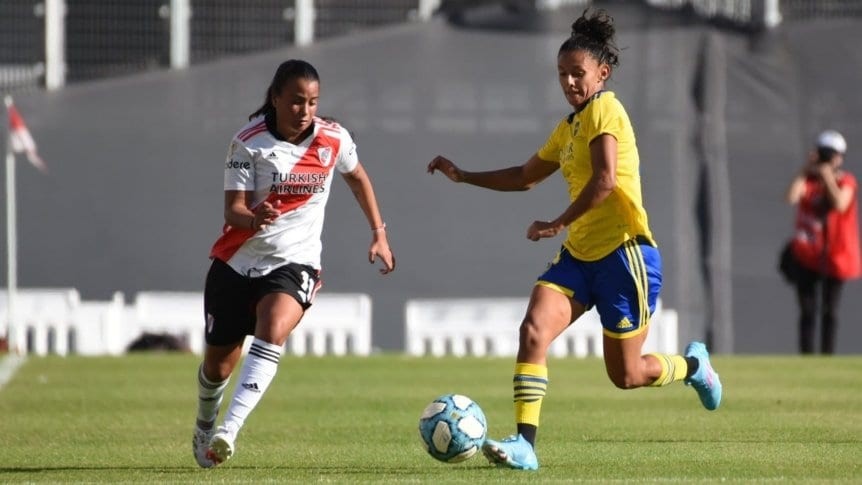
[2,6,861,353]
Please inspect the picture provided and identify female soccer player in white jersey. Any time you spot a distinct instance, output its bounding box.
[192,59,395,468]
[427,9,721,470]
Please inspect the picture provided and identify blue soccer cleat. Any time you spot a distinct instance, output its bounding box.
[684,341,722,410]
[481,434,539,470]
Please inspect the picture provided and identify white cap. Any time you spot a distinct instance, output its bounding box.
[816,130,847,154]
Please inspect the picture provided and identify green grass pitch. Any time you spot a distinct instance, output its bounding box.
[0,353,860,483]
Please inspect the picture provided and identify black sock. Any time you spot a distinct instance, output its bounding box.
[517,423,537,447]
[685,357,699,378]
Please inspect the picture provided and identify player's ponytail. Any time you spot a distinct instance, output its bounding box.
[559,9,620,70]
[249,59,320,121]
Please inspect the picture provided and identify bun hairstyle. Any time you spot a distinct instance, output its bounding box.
[559,9,620,69]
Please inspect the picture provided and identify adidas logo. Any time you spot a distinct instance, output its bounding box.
[267,151,278,159]
[615,318,633,329]
[242,382,261,392]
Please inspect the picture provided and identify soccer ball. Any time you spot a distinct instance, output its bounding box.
[418,393,487,463]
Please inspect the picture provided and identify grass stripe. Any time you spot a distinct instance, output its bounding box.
[0,354,859,483]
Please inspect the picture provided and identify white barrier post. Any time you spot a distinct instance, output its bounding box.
[405,297,678,357]
[169,0,191,69]
[291,293,372,356]
[44,0,66,90]
[294,0,315,47]
[417,0,441,20]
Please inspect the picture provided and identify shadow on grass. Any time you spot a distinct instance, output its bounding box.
[0,465,439,475]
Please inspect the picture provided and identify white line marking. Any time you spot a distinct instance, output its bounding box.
[0,354,26,391]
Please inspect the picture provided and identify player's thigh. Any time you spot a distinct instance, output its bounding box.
[517,285,585,364]
[532,246,589,329]
[524,284,584,334]
[255,292,305,344]
[251,262,321,344]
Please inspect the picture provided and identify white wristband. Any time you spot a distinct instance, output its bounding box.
[372,223,386,232]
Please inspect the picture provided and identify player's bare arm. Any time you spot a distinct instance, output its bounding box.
[427,153,558,192]
[223,190,280,230]
[341,163,396,274]
[527,134,617,241]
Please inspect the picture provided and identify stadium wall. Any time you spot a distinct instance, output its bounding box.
[1,4,861,353]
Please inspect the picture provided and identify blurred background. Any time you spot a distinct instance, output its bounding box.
[2,0,861,354]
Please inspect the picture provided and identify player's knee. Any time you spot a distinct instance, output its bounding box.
[518,319,545,350]
[608,375,634,390]
[204,361,233,382]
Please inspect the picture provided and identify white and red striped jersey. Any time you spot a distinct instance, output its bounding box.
[210,115,358,276]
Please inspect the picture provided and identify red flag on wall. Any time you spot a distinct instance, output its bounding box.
[6,97,48,173]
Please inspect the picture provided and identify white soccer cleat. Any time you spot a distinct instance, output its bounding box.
[192,426,215,468]
[206,426,236,466]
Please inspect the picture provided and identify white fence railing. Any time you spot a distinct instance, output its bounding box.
[0,288,371,357]
[1,289,678,357]
[404,297,678,357]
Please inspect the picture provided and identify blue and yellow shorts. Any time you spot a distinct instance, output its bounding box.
[536,237,662,339]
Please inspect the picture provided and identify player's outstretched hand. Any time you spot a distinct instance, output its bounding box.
[427,156,465,183]
[369,238,396,275]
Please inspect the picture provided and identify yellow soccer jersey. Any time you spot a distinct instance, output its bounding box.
[537,91,655,261]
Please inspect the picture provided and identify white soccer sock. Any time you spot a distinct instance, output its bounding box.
[197,363,229,428]
[220,338,283,436]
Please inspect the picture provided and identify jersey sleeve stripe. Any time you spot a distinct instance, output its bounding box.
[236,120,266,142]
[238,125,268,142]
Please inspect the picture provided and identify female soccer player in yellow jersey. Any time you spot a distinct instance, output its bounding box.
[427,8,722,470]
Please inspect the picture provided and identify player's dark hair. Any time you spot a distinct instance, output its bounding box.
[249,59,320,120]
[818,147,839,163]
[559,9,620,70]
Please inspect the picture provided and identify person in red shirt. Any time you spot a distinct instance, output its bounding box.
[785,130,861,354]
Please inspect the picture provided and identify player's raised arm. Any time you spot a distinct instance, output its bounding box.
[427,153,558,192]
[527,133,618,241]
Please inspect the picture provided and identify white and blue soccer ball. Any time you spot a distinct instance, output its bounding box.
[418,393,487,463]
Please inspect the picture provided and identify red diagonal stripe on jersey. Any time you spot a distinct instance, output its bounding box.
[209,225,256,262]
[264,132,341,215]
[209,128,341,263]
